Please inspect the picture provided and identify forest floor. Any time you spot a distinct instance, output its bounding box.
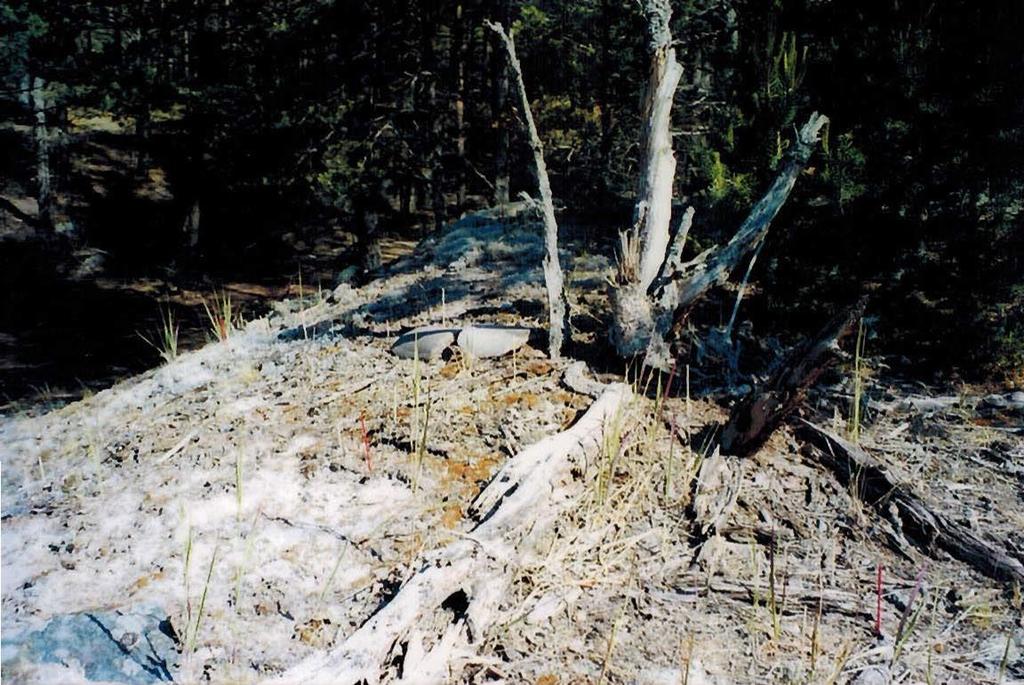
[2,207,1023,684]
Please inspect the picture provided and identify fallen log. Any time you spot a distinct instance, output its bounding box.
[797,421,1024,585]
[270,380,632,684]
[719,296,867,456]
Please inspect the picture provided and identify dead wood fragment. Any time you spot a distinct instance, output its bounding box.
[0,195,40,227]
[660,580,873,620]
[720,296,868,457]
[607,0,684,362]
[797,421,1024,585]
[561,360,609,398]
[632,0,685,292]
[269,383,632,684]
[655,113,830,328]
[690,450,741,539]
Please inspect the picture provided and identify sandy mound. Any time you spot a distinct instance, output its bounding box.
[3,208,1022,684]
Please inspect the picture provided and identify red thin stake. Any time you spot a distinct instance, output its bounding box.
[665,361,678,401]
[875,563,884,637]
[360,410,373,472]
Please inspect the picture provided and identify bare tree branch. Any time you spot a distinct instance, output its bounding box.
[486,20,570,359]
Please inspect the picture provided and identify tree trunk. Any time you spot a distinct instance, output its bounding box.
[354,188,383,274]
[596,0,615,196]
[450,2,468,210]
[607,4,829,371]
[633,0,684,292]
[179,0,213,258]
[491,0,511,205]
[135,0,152,175]
[610,107,828,369]
[182,199,201,252]
[418,9,446,232]
[487,21,570,359]
[30,75,54,233]
[608,0,682,360]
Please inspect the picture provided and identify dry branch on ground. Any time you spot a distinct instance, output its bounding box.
[798,420,1024,586]
[273,381,632,683]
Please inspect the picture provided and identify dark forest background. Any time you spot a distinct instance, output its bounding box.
[1,0,1022,391]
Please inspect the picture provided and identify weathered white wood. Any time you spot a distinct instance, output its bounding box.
[634,0,684,291]
[799,421,1024,585]
[469,381,631,535]
[562,360,611,398]
[610,0,684,361]
[486,21,570,360]
[274,550,477,685]
[609,280,655,359]
[612,206,696,366]
[642,207,696,368]
[660,205,696,281]
[608,19,826,368]
[723,234,766,341]
[637,113,828,370]
[666,112,829,316]
[269,382,632,684]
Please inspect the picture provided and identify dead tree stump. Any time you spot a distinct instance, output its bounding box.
[720,296,867,456]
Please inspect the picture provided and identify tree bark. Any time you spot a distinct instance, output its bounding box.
[180,0,212,258]
[353,187,383,274]
[419,8,446,232]
[605,0,828,369]
[182,199,201,252]
[607,0,684,362]
[450,2,468,210]
[135,0,153,175]
[665,112,830,319]
[596,0,615,195]
[487,21,570,359]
